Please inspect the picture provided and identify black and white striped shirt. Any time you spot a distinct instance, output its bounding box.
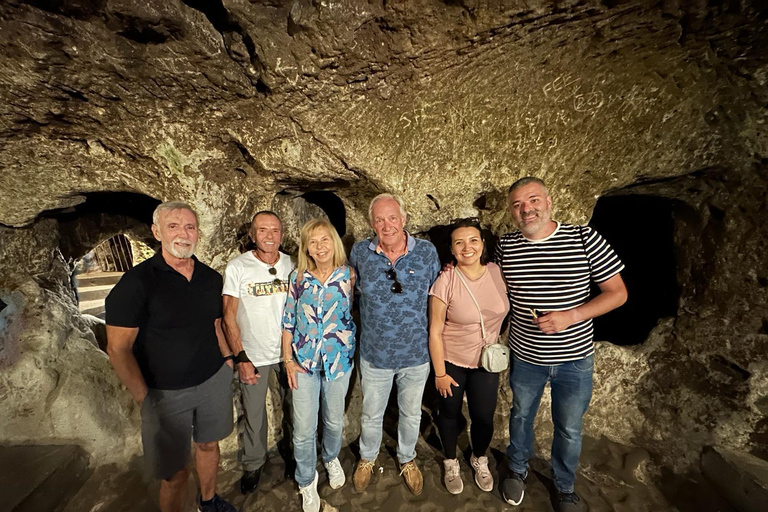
[494,222,624,365]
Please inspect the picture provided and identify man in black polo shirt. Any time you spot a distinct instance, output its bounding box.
[106,201,237,512]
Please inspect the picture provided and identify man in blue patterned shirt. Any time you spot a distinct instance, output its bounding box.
[349,193,440,496]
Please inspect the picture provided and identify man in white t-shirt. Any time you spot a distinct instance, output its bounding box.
[223,211,294,495]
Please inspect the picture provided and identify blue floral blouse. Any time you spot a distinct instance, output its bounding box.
[282,265,356,381]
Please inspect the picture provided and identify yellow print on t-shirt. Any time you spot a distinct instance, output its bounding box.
[247,280,289,297]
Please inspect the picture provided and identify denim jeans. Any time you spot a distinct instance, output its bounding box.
[359,357,430,464]
[507,354,594,494]
[292,369,352,488]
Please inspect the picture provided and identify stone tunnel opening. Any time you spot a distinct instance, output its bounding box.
[588,194,680,346]
[44,191,161,320]
[301,190,347,237]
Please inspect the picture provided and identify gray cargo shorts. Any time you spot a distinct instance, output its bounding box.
[141,363,234,480]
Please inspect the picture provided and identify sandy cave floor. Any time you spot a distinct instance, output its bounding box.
[60,431,732,512]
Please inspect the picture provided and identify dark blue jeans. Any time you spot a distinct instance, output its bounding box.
[506,354,594,494]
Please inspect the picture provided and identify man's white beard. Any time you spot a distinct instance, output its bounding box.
[168,237,196,259]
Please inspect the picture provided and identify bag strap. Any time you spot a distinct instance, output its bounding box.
[578,226,593,276]
[454,267,488,345]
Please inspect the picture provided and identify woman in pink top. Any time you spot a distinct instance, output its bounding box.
[428,219,510,495]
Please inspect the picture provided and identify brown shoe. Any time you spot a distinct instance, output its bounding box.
[400,460,423,496]
[353,459,375,492]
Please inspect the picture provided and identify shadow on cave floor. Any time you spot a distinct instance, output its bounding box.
[45,435,725,512]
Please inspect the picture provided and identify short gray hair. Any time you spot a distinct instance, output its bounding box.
[508,177,548,195]
[368,193,407,225]
[152,201,199,226]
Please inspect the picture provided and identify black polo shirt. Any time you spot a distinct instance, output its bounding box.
[105,252,224,390]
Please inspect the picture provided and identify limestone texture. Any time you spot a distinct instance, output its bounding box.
[0,0,767,494]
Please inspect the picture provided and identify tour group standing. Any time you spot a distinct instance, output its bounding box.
[105,180,626,512]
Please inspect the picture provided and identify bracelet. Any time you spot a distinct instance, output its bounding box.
[223,354,234,362]
[283,359,294,365]
[234,351,251,364]
[435,373,447,378]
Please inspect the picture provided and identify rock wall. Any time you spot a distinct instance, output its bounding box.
[1,0,766,475]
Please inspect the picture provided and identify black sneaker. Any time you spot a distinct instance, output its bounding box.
[501,472,526,506]
[240,467,262,494]
[557,491,583,512]
[198,494,236,512]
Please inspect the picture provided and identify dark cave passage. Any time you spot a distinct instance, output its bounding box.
[302,190,347,237]
[589,194,680,346]
[43,191,161,319]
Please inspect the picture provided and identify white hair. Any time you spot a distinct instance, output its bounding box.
[152,201,199,226]
[368,193,407,225]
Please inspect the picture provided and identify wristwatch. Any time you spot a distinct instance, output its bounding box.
[234,351,251,364]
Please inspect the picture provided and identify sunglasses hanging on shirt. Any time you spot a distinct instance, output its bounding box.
[385,268,402,294]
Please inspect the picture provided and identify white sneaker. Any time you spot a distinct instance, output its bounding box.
[443,458,464,494]
[324,457,346,490]
[299,471,320,512]
[470,453,494,492]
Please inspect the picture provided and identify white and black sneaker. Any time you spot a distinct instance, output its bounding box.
[501,472,526,506]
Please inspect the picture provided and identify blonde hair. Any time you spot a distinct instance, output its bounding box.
[296,218,347,280]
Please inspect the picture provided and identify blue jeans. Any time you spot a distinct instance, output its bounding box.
[507,354,594,494]
[292,369,352,488]
[359,357,430,464]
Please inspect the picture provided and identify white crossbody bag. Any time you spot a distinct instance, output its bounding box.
[454,268,510,373]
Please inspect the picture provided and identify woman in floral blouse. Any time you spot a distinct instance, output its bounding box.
[281,218,356,512]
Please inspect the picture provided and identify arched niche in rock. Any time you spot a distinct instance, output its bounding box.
[42,191,161,263]
[589,193,681,346]
[270,189,351,256]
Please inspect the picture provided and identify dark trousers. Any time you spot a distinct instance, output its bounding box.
[436,361,500,459]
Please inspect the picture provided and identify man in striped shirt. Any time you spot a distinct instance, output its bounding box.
[496,177,627,512]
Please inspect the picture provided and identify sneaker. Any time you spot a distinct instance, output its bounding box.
[240,467,262,494]
[501,471,526,506]
[399,460,423,496]
[353,459,375,492]
[324,457,346,489]
[557,491,583,512]
[470,454,494,492]
[298,471,321,512]
[442,458,464,494]
[197,494,236,512]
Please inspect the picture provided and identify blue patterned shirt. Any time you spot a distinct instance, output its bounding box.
[282,265,356,380]
[350,233,440,369]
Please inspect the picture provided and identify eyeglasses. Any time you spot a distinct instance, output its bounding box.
[385,268,402,294]
[268,266,282,286]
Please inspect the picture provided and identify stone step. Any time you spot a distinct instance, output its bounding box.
[0,444,90,512]
[77,288,112,303]
[75,273,123,289]
[76,271,124,281]
[78,299,106,312]
[80,307,107,320]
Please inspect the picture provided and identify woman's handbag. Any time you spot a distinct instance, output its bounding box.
[454,268,510,373]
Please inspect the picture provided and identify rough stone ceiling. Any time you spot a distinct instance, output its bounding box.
[1,0,767,255]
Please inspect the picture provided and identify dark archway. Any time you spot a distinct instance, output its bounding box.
[589,194,680,346]
[301,191,347,237]
[46,191,161,261]
[42,191,161,322]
